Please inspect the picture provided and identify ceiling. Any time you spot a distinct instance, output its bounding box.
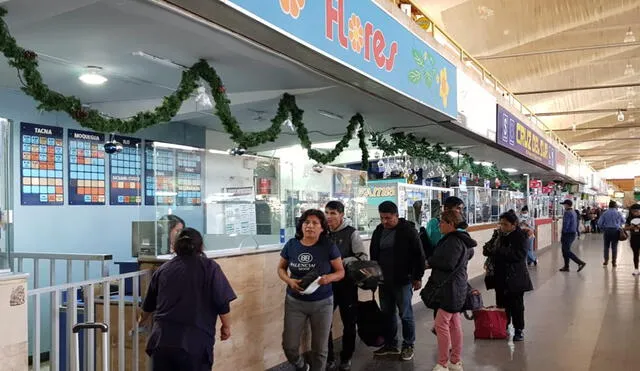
[415,0,640,170]
[0,0,550,177]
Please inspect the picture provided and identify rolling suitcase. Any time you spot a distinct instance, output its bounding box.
[72,322,109,370]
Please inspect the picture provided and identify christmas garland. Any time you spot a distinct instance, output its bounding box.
[0,8,368,168]
[370,132,521,190]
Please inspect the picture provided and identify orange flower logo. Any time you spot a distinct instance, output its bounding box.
[280,0,305,19]
[348,14,364,53]
[438,68,450,108]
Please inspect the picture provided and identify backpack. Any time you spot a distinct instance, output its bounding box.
[356,291,385,347]
[346,260,383,291]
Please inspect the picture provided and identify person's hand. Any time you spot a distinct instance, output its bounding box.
[220,325,231,341]
[318,275,331,286]
[287,278,304,292]
[412,280,422,291]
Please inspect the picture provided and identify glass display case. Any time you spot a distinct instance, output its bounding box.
[142,144,370,255]
[453,186,492,225]
[530,194,551,219]
[398,184,454,228]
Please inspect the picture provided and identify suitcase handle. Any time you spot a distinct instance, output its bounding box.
[72,322,108,333]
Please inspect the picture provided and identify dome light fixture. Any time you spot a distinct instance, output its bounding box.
[624,27,636,43]
[79,66,107,85]
[617,110,625,122]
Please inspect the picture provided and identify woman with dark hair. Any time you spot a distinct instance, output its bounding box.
[278,209,345,371]
[625,204,640,276]
[140,228,237,370]
[157,214,185,255]
[483,212,533,342]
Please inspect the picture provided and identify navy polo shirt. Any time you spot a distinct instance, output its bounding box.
[142,255,236,363]
[280,238,341,301]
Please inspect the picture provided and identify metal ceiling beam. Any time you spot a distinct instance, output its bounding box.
[566,137,640,143]
[514,82,640,96]
[534,108,638,117]
[475,41,640,60]
[554,124,640,132]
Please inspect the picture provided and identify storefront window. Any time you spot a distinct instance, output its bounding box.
[453,186,492,225]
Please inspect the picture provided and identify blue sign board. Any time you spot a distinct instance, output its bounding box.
[496,104,556,168]
[224,0,457,118]
[67,129,106,205]
[20,122,64,205]
[109,135,142,206]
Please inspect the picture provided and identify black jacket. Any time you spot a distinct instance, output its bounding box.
[426,231,477,313]
[483,228,533,294]
[370,218,426,285]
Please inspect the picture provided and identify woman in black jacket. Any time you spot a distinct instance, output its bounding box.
[483,211,533,342]
[423,210,476,371]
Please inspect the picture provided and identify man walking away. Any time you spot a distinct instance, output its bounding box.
[598,200,625,267]
[559,200,586,272]
[324,201,367,371]
[370,201,426,361]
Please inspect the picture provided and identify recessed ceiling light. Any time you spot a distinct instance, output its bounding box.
[502,168,518,173]
[624,27,636,43]
[617,110,625,122]
[79,66,107,85]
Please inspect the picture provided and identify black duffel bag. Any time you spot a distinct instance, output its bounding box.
[346,260,383,291]
[356,290,385,347]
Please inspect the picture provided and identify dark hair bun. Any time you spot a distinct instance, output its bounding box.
[174,228,203,256]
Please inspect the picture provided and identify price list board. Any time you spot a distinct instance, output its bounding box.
[67,129,106,205]
[109,135,142,205]
[20,122,64,205]
[144,142,176,206]
[176,149,202,206]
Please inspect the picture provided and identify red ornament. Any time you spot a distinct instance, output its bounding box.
[73,109,88,120]
[218,86,226,93]
[22,50,37,61]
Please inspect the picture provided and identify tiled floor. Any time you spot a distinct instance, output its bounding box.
[325,234,640,371]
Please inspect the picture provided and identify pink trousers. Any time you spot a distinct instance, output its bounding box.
[435,309,463,366]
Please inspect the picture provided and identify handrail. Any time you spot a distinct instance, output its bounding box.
[390,0,586,166]
[13,252,113,261]
[28,269,150,296]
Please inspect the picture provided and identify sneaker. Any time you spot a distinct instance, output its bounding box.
[533,259,538,266]
[338,360,352,371]
[612,261,617,267]
[633,270,640,276]
[296,363,310,371]
[559,267,570,272]
[513,330,524,342]
[603,261,608,266]
[449,361,464,371]
[400,345,414,361]
[432,364,449,371]
[326,360,337,371]
[373,345,400,357]
[578,262,587,272]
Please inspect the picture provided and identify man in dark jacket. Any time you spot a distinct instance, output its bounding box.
[370,201,425,362]
[324,201,367,371]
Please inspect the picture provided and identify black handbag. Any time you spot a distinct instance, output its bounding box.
[420,248,478,311]
[347,259,383,291]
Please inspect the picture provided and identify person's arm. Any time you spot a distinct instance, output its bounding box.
[219,313,231,340]
[319,257,345,285]
[209,263,237,341]
[343,232,368,265]
[410,230,426,284]
[483,230,499,256]
[428,240,462,272]
[138,270,159,327]
[278,257,303,292]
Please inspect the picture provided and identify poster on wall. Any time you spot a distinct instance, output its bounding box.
[67,129,106,205]
[144,142,176,206]
[223,186,257,235]
[109,135,142,205]
[20,122,64,205]
[176,149,202,206]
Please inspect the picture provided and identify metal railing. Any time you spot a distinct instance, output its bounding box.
[13,252,112,289]
[388,0,586,164]
[28,269,150,371]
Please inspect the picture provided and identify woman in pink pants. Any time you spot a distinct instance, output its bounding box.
[423,210,476,371]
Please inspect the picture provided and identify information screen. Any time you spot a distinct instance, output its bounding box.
[20,122,64,205]
[109,135,142,205]
[67,129,106,205]
[144,142,176,206]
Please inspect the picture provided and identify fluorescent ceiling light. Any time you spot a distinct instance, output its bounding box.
[474,161,493,166]
[502,168,518,173]
[312,141,341,149]
[132,51,185,69]
[152,142,202,151]
[79,67,107,85]
[447,151,460,158]
[318,109,344,120]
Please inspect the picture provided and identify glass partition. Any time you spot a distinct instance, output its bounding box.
[141,143,369,255]
[530,194,551,219]
[397,184,453,228]
[453,186,491,225]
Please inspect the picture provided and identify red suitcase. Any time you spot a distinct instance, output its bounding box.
[473,306,508,339]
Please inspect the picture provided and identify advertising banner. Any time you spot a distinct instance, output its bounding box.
[224,0,457,118]
[496,104,556,168]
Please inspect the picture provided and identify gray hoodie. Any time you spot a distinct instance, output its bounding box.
[330,219,368,266]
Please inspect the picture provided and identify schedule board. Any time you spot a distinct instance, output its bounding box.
[144,142,176,206]
[67,129,106,205]
[20,122,64,205]
[109,135,142,205]
[176,149,202,206]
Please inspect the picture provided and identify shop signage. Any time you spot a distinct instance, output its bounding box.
[496,105,556,168]
[555,151,567,175]
[223,0,457,118]
[359,179,405,205]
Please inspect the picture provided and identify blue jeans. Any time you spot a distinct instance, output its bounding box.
[379,283,415,348]
[603,228,620,263]
[561,232,583,268]
[526,237,537,264]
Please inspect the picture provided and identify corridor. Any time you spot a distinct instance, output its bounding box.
[343,234,640,371]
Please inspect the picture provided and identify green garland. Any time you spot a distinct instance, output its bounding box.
[370,132,521,190]
[0,8,369,168]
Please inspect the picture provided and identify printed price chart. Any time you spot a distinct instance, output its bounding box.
[109,135,142,205]
[176,150,202,206]
[145,142,176,206]
[20,122,64,205]
[67,129,106,205]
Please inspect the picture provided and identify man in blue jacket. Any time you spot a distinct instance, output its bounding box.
[598,200,625,267]
[559,200,587,272]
